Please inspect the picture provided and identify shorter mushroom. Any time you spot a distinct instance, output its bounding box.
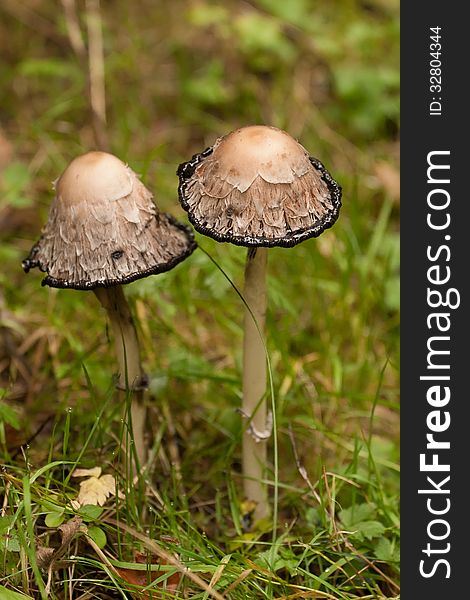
[178,125,341,522]
[23,151,197,464]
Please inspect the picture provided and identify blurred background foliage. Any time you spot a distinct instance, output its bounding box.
[0,0,399,595]
[0,0,400,516]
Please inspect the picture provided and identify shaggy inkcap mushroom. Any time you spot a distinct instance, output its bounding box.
[23,151,197,464]
[177,125,341,247]
[177,125,342,524]
[23,151,196,288]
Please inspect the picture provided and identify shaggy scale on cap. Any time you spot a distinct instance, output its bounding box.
[177,125,342,248]
[23,151,196,289]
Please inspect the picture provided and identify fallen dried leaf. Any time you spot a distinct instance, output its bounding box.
[36,515,83,572]
[72,466,102,478]
[115,551,181,600]
[106,518,225,600]
[58,515,83,547]
[77,473,116,506]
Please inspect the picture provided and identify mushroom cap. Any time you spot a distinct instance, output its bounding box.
[23,151,196,289]
[177,125,342,248]
[55,151,134,204]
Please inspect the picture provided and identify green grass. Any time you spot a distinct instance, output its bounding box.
[1,0,399,597]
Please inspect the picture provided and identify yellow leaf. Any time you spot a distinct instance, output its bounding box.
[72,467,102,478]
[77,473,116,506]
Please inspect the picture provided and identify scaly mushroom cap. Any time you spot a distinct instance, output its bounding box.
[23,151,196,289]
[177,125,342,247]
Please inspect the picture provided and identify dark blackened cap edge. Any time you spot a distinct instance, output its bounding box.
[177,151,342,249]
[22,215,197,291]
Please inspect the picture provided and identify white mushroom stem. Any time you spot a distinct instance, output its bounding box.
[93,286,147,466]
[242,247,270,521]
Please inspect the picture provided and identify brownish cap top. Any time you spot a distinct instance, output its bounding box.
[23,151,196,289]
[55,151,134,204]
[177,125,342,248]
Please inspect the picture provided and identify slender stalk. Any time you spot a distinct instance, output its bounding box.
[94,286,147,465]
[242,247,270,521]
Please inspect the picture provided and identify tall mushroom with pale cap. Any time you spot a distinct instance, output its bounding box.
[177,125,341,522]
[23,151,197,464]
